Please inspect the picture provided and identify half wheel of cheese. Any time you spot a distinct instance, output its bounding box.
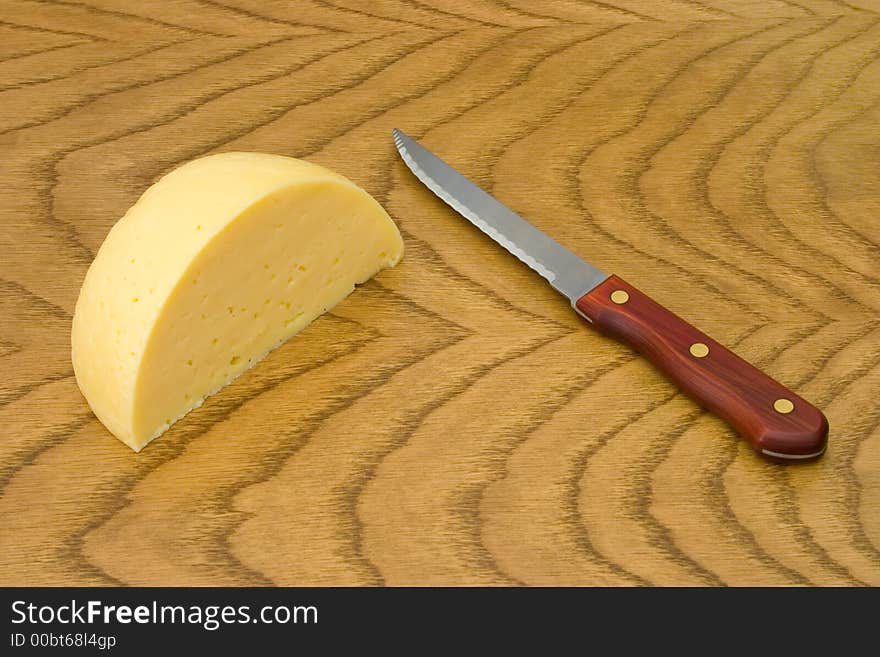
[72,152,403,451]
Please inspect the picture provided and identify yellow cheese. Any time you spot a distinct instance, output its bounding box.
[72,152,403,451]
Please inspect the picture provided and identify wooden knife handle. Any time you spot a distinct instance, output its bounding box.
[575,275,828,461]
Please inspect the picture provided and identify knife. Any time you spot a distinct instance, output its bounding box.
[392,129,828,462]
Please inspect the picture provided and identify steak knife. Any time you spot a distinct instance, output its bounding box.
[392,129,828,462]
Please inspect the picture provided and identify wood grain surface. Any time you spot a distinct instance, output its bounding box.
[1,0,878,587]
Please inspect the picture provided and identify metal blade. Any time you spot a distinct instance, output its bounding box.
[392,129,607,303]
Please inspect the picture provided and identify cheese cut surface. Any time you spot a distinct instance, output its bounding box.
[72,152,403,451]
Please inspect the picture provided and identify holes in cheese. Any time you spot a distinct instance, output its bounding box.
[71,152,403,452]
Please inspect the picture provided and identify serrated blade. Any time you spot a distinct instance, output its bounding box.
[392,129,607,303]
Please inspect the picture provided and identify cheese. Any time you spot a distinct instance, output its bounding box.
[72,152,403,451]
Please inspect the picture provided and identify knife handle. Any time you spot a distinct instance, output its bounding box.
[575,275,828,461]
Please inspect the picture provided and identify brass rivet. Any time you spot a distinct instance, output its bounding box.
[774,398,794,414]
[611,290,629,304]
[689,342,709,358]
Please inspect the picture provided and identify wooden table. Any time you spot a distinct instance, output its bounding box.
[2,1,878,586]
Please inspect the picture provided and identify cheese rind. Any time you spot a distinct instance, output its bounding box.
[72,152,403,451]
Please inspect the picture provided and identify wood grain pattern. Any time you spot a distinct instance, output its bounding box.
[0,0,878,586]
